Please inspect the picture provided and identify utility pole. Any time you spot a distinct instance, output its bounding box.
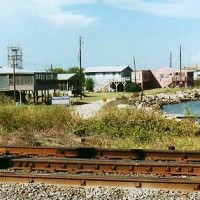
[133,56,137,84]
[180,44,182,87]
[170,51,172,68]
[8,46,23,103]
[79,36,82,100]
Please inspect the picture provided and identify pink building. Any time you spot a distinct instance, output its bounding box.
[132,67,194,89]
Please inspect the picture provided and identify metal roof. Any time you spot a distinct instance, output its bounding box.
[0,66,36,74]
[84,65,132,73]
[185,65,200,71]
[158,67,177,71]
[57,73,76,80]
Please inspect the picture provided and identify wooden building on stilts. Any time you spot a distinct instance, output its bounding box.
[0,66,58,104]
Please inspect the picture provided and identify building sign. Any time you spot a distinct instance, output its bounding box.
[51,96,70,106]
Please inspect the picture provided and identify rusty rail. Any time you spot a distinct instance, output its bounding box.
[1,145,200,191]
[0,146,200,162]
[6,157,200,177]
[0,172,199,191]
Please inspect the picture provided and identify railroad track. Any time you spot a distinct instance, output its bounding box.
[0,171,199,191]
[6,157,200,177]
[0,145,200,191]
[0,145,200,162]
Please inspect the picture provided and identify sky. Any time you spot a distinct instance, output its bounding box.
[1,0,200,71]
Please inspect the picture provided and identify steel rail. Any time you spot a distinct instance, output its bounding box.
[0,146,200,161]
[0,172,199,191]
[7,157,200,177]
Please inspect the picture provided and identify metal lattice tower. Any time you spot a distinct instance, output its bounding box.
[7,46,23,69]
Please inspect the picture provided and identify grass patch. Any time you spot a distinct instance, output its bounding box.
[70,87,194,104]
[0,105,76,132]
[143,87,193,95]
[71,92,125,104]
[0,100,200,150]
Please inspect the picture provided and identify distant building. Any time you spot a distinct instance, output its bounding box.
[57,73,79,95]
[84,65,133,92]
[133,67,194,89]
[185,65,200,80]
[0,66,58,104]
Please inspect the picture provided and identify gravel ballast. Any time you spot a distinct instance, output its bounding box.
[0,183,200,200]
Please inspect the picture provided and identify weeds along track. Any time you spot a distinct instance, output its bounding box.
[0,146,200,191]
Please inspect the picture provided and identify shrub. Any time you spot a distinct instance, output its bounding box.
[125,82,141,92]
[72,105,200,143]
[85,78,95,92]
[194,77,200,87]
[0,93,13,105]
[0,105,76,132]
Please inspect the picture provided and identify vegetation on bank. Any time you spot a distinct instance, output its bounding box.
[143,87,194,95]
[71,87,194,104]
[0,99,200,150]
[72,102,200,148]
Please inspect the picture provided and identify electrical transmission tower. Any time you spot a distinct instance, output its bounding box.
[7,46,23,69]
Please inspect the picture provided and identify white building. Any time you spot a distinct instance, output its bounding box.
[84,65,133,92]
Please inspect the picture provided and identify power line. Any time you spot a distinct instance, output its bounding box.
[23,58,78,68]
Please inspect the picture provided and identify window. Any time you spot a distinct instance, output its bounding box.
[46,73,54,80]
[59,83,67,91]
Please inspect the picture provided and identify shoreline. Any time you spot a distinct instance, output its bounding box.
[141,88,200,109]
[141,89,200,122]
[115,88,200,122]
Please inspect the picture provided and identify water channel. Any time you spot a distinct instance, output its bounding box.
[162,101,200,118]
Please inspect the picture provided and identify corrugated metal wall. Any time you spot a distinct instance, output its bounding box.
[0,75,9,91]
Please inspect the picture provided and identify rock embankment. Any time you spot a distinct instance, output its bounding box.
[135,89,200,110]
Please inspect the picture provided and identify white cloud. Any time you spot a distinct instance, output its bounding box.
[0,0,99,27]
[1,0,199,29]
[103,0,200,20]
[45,13,98,27]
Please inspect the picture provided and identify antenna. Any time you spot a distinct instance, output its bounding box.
[7,46,23,69]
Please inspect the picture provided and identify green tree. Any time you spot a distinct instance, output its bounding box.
[65,67,81,74]
[194,77,200,87]
[46,67,67,74]
[125,82,141,92]
[85,78,95,92]
[46,66,84,74]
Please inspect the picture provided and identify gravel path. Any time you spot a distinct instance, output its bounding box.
[73,99,113,119]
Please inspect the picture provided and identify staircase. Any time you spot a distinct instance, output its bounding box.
[94,82,110,92]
